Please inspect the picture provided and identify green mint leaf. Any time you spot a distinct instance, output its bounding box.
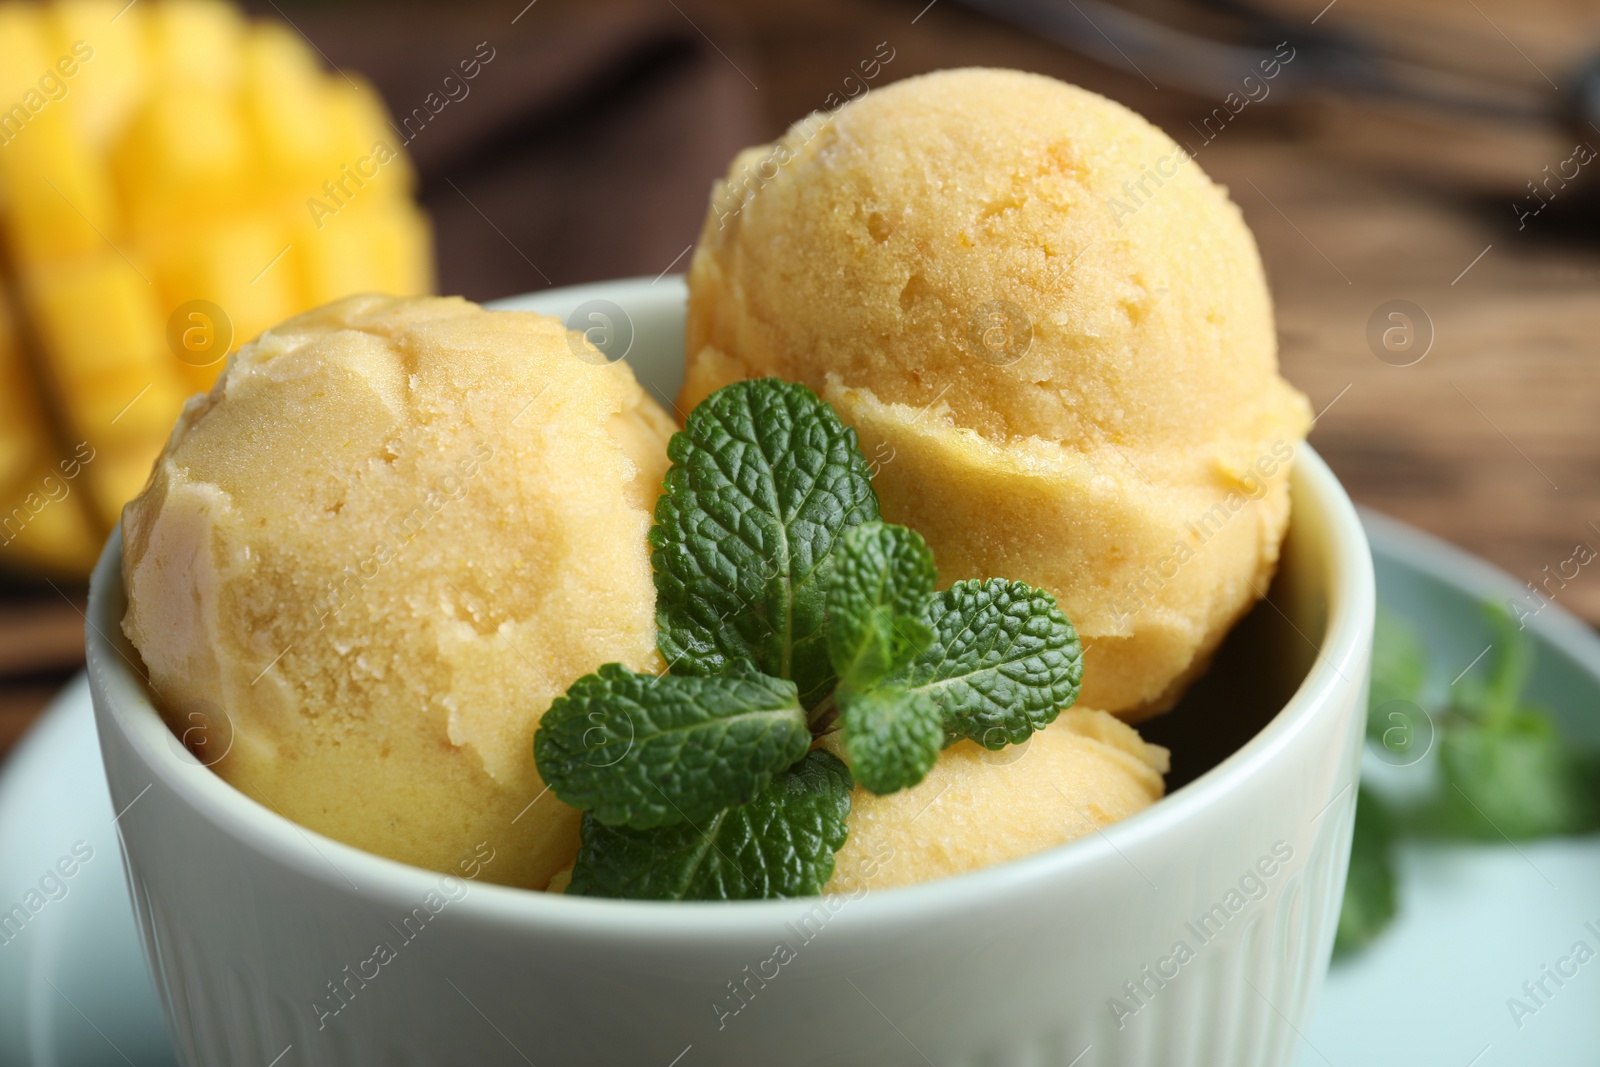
[567,751,854,900]
[1426,709,1600,840]
[1334,786,1398,956]
[837,685,943,795]
[651,379,879,707]
[893,578,1083,748]
[826,521,937,690]
[533,663,808,830]
[1366,608,1427,741]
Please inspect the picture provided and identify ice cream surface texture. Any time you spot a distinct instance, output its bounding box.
[826,709,1168,892]
[684,67,1312,718]
[121,295,674,888]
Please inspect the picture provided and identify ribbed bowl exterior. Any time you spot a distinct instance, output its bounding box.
[96,659,1361,1067]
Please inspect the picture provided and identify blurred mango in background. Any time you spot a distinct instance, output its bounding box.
[0,0,433,578]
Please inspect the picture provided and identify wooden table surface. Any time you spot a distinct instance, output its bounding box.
[4,0,1598,757]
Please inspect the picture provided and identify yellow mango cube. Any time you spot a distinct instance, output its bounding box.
[85,437,166,521]
[293,198,432,306]
[144,0,244,89]
[0,459,101,575]
[114,87,253,229]
[243,21,336,186]
[72,365,189,443]
[148,213,296,361]
[0,5,49,104]
[325,77,414,197]
[0,108,120,262]
[25,254,165,385]
[48,0,148,148]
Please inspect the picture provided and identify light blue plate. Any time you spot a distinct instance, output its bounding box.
[1299,510,1600,1067]
[0,513,1595,1067]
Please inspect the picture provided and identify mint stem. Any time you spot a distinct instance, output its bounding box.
[808,690,839,735]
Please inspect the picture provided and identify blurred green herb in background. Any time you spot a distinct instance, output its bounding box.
[1335,605,1600,957]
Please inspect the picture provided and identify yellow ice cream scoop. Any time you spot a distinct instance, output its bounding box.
[121,295,674,889]
[683,67,1311,719]
[826,708,1168,893]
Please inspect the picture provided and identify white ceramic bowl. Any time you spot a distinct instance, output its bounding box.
[89,277,1374,1067]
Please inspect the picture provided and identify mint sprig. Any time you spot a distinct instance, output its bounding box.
[534,378,1088,901]
[533,663,809,830]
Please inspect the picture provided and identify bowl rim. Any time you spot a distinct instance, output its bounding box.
[88,283,1375,943]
